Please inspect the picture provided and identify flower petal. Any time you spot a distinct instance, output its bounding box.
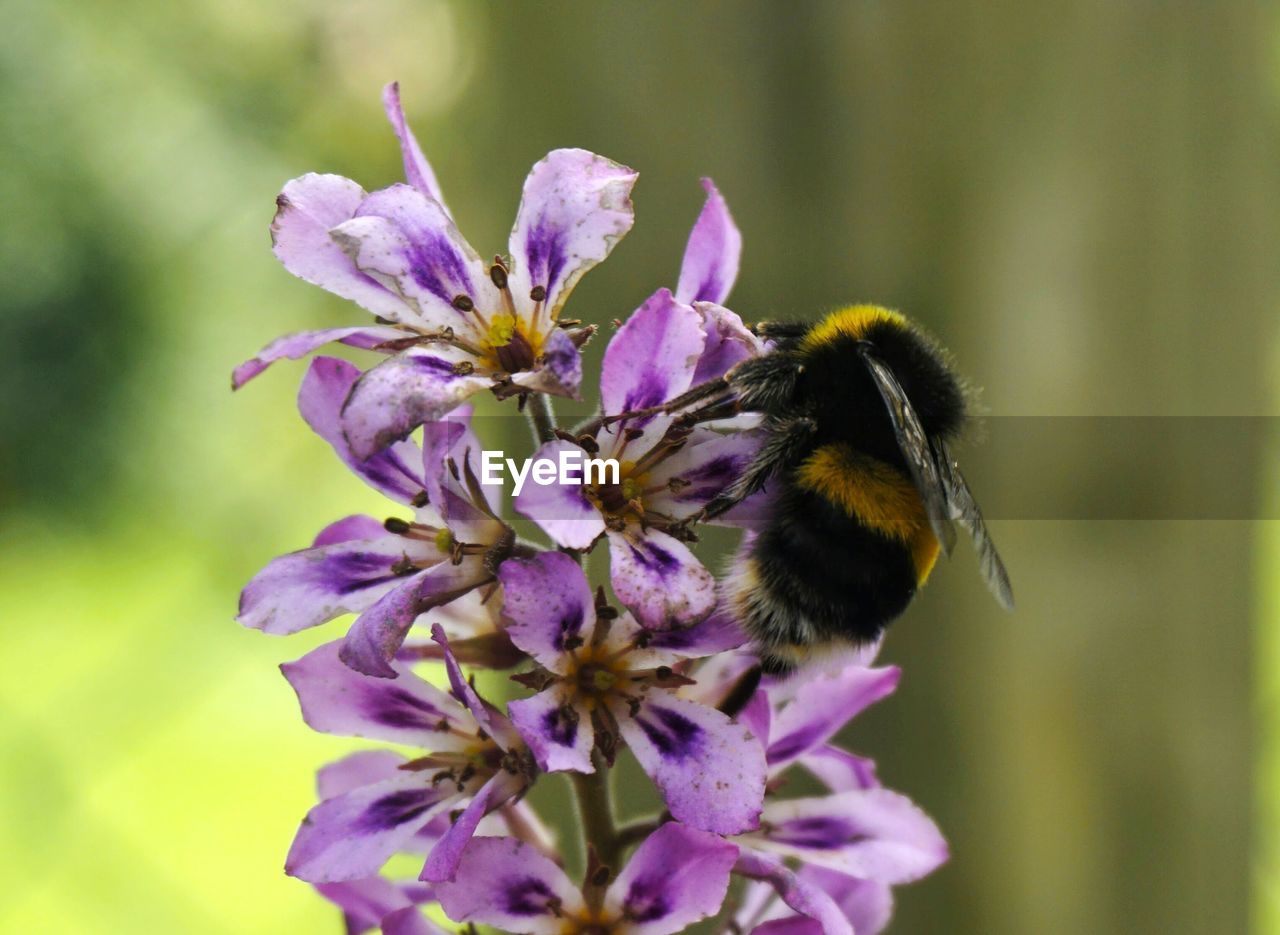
[421,770,527,883]
[382,82,449,212]
[313,514,388,548]
[511,440,606,549]
[340,556,489,678]
[646,428,761,520]
[734,852,852,935]
[341,346,493,460]
[435,835,582,933]
[382,905,450,935]
[237,537,435,636]
[420,405,504,544]
[497,552,594,672]
[232,325,403,390]
[608,529,716,629]
[691,301,762,385]
[271,173,407,319]
[675,179,741,307]
[300,357,426,503]
[508,683,594,773]
[507,148,637,319]
[600,288,704,421]
[283,641,474,748]
[644,608,747,658]
[618,692,765,835]
[286,774,455,883]
[755,790,949,884]
[766,666,900,767]
[602,822,738,935]
[314,876,416,935]
[317,750,408,800]
[800,867,894,935]
[508,328,583,399]
[430,623,522,749]
[797,745,880,792]
[333,184,492,331]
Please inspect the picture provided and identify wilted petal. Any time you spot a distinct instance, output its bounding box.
[512,440,605,549]
[508,328,583,399]
[300,357,426,503]
[341,346,492,460]
[600,289,704,421]
[232,325,403,390]
[421,770,526,883]
[286,774,454,883]
[798,745,880,792]
[382,82,449,212]
[801,867,894,935]
[675,179,741,306]
[602,822,737,935]
[755,790,948,884]
[237,537,435,636]
[508,684,594,774]
[334,184,491,331]
[317,750,408,800]
[734,852,852,935]
[435,835,582,933]
[618,693,765,835]
[283,641,473,748]
[313,514,388,548]
[497,552,593,672]
[271,173,407,319]
[430,624,522,749]
[341,556,489,678]
[507,148,637,318]
[608,529,716,629]
[766,666,900,767]
[691,301,761,385]
[646,429,761,520]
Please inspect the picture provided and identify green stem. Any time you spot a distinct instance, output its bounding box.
[525,392,556,444]
[570,750,621,913]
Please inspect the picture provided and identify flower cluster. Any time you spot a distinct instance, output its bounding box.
[237,84,946,934]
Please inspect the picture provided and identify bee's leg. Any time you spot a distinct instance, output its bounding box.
[600,376,731,426]
[672,397,741,428]
[699,414,817,521]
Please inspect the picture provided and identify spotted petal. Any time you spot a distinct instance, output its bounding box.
[497,552,594,673]
[508,683,594,774]
[300,357,426,503]
[237,537,437,636]
[675,178,741,307]
[271,173,408,319]
[602,822,738,935]
[283,641,473,749]
[608,529,716,629]
[232,325,403,389]
[435,835,583,933]
[617,692,765,835]
[286,774,455,883]
[507,148,637,319]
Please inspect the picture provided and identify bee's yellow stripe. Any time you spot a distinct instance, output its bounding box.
[795,443,940,584]
[800,304,907,351]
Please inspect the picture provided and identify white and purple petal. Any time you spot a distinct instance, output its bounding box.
[430,623,522,749]
[734,852,853,935]
[271,173,409,320]
[508,328,583,398]
[314,876,418,935]
[283,641,472,748]
[600,288,704,422]
[435,835,583,933]
[766,665,901,768]
[646,429,761,520]
[691,301,762,385]
[381,82,449,213]
[420,770,527,883]
[232,325,403,390]
[512,440,605,549]
[617,692,765,835]
[237,536,436,636]
[508,684,594,774]
[608,529,716,629]
[801,867,894,935]
[603,822,738,935]
[286,773,455,883]
[317,750,408,801]
[497,551,594,672]
[507,148,638,318]
[313,514,389,548]
[341,346,492,460]
[643,608,747,659]
[675,178,741,307]
[798,745,880,792]
[300,357,426,503]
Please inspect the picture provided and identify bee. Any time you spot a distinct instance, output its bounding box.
[614,304,1013,675]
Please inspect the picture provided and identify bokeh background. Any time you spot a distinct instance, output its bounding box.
[3,1,1278,932]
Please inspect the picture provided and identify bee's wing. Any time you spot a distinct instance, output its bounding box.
[931,438,1015,610]
[859,348,958,555]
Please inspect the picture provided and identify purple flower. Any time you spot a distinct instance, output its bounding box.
[314,875,443,935]
[498,551,763,834]
[236,83,637,458]
[237,356,512,677]
[436,822,737,935]
[282,631,536,886]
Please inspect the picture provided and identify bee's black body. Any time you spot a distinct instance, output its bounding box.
[643,305,1011,675]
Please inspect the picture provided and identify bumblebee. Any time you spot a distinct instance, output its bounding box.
[616,304,1013,675]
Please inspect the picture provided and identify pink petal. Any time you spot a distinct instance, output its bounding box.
[435,835,583,933]
[497,551,594,673]
[316,750,407,800]
[420,771,527,883]
[675,178,741,307]
[766,665,900,767]
[312,514,388,548]
[600,288,705,420]
[232,325,402,389]
[608,528,716,629]
[691,301,764,385]
[382,82,449,213]
[734,852,853,935]
[508,684,595,773]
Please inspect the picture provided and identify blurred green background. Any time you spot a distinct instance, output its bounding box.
[3,1,1278,932]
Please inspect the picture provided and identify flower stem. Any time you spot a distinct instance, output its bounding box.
[525,392,556,444]
[570,750,621,912]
